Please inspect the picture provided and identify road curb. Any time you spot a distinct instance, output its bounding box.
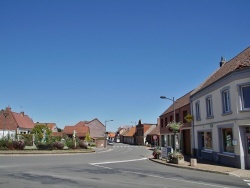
[148,158,230,176]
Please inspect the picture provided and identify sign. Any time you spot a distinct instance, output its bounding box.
[161,147,173,159]
[153,135,157,140]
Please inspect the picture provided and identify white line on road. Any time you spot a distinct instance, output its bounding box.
[90,158,147,165]
[90,158,232,188]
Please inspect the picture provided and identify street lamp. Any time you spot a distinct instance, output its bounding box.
[3,110,9,138]
[160,96,175,122]
[104,120,113,143]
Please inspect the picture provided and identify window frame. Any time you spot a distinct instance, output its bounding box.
[220,86,232,115]
[238,83,250,111]
[221,127,234,154]
[205,95,214,118]
[195,101,201,121]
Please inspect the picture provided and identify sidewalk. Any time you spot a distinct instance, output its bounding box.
[149,157,250,179]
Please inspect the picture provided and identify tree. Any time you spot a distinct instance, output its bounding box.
[31,124,52,143]
[84,132,92,143]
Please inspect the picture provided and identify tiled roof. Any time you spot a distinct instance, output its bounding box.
[161,90,193,116]
[125,127,136,137]
[147,125,160,136]
[12,112,34,129]
[192,46,250,95]
[52,132,63,137]
[108,132,116,138]
[0,108,34,130]
[35,123,57,132]
[75,121,86,127]
[63,125,89,137]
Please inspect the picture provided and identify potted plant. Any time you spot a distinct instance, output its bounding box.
[168,151,184,164]
[152,149,161,159]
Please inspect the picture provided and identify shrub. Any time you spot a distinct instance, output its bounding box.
[12,140,25,150]
[79,141,88,149]
[53,142,64,150]
[36,143,53,150]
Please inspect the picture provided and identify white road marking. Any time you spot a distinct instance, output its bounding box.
[90,158,147,165]
[90,158,233,188]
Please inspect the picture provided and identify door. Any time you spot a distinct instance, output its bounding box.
[246,133,250,169]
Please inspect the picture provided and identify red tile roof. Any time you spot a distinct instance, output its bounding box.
[12,112,34,129]
[124,127,136,137]
[147,125,160,136]
[63,125,89,137]
[192,46,250,95]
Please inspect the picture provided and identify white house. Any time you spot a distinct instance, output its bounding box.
[190,46,250,169]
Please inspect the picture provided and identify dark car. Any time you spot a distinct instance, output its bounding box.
[107,140,114,146]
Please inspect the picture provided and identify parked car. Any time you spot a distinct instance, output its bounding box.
[107,140,114,146]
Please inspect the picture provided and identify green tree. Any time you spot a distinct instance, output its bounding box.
[84,132,92,143]
[31,124,52,143]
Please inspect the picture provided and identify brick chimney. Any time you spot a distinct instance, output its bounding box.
[20,111,25,116]
[220,57,226,67]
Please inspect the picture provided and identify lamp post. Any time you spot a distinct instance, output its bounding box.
[104,120,113,146]
[3,110,9,138]
[160,96,175,122]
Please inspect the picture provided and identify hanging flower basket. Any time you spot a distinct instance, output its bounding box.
[167,121,183,133]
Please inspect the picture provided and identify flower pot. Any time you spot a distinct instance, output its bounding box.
[171,157,184,164]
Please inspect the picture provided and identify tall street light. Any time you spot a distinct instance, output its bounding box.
[160,96,175,122]
[104,120,113,142]
[3,110,9,138]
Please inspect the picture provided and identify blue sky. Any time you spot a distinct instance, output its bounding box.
[1,0,250,132]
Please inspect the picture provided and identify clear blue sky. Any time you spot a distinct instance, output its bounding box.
[1,0,250,132]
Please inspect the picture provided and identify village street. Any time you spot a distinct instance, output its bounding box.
[0,143,248,188]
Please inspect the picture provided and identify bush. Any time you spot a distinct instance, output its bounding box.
[36,143,53,150]
[12,140,25,150]
[53,142,64,150]
[79,141,88,149]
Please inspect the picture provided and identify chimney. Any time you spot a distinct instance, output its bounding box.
[20,111,24,116]
[220,57,226,67]
[5,106,11,111]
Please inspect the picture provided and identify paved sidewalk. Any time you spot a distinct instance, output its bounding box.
[149,157,250,179]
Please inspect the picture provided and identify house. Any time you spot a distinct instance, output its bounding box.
[117,126,131,143]
[63,124,89,140]
[84,118,106,139]
[123,126,136,145]
[147,123,160,147]
[107,132,115,141]
[159,91,193,156]
[0,107,34,139]
[135,120,157,146]
[190,46,250,169]
[34,122,58,132]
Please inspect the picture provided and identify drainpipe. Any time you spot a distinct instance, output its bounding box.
[190,97,195,157]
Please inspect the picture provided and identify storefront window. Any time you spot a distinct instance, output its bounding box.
[204,132,212,149]
[222,128,234,153]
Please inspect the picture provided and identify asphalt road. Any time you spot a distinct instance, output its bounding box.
[0,143,248,188]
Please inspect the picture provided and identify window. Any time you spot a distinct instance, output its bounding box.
[195,101,201,120]
[221,89,231,114]
[160,119,163,128]
[204,131,212,149]
[164,117,168,127]
[206,96,213,118]
[240,84,250,110]
[175,114,179,122]
[222,128,234,153]
[183,110,187,123]
[170,115,173,122]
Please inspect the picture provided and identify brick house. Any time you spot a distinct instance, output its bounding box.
[135,120,157,146]
[159,91,192,156]
[0,107,34,139]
